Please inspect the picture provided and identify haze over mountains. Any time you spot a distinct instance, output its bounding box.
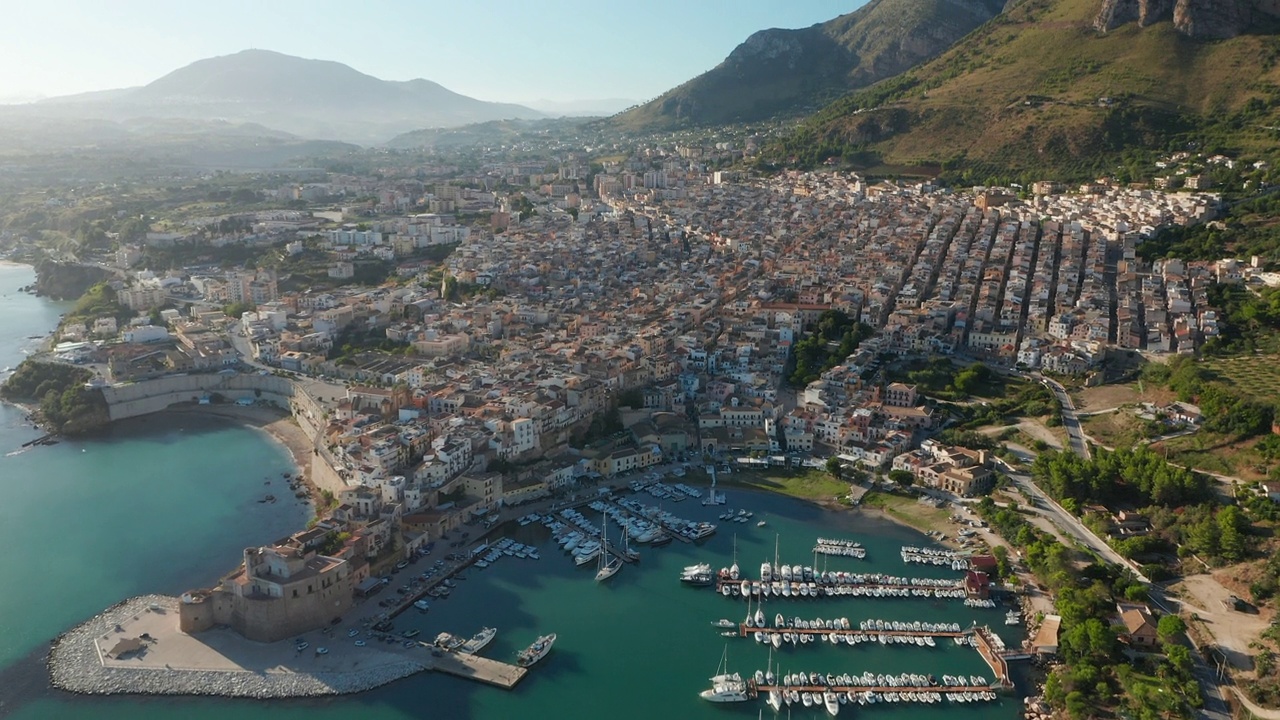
[608,0,1005,130]
[5,49,544,145]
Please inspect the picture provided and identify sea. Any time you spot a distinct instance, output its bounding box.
[0,262,1029,720]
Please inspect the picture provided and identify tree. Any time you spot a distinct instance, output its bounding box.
[826,457,844,479]
[888,469,915,488]
[1157,614,1186,644]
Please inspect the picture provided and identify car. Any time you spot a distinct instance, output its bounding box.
[315,647,329,655]
[347,629,360,637]
[295,641,309,651]
[395,560,409,570]
[355,640,366,647]
[403,640,416,648]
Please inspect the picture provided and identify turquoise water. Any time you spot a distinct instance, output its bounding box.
[0,263,1027,720]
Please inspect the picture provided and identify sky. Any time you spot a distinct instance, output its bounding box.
[2,0,858,105]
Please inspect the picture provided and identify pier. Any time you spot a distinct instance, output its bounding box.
[749,682,995,697]
[606,499,693,543]
[555,509,639,563]
[714,577,966,600]
[429,651,527,689]
[972,626,1014,688]
[738,625,966,640]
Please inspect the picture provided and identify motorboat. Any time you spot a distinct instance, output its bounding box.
[516,633,556,667]
[459,627,497,655]
[699,646,750,703]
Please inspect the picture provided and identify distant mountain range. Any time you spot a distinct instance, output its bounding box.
[7,49,545,145]
[769,0,1280,177]
[607,0,1005,130]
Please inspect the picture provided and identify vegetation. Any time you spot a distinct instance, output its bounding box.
[722,468,850,501]
[763,0,1280,183]
[31,258,113,301]
[1138,193,1280,264]
[789,310,874,386]
[0,360,110,435]
[63,282,131,325]
[1142,355,1275,437]
[976,496,1200,719]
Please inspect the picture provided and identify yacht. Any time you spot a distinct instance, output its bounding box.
[459,627,497,655]
[699,647,750,703]
[516,633,557,667]
[824,691,841,716]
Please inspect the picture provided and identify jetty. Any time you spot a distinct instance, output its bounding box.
[610,498,698,543]
[429,650,527,689]
[738,624,966,640]
[555,508,638,563]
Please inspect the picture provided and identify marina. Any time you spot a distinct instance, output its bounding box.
[901,545,971,570]
[813,537,868,559]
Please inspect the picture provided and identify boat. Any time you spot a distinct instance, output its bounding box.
[699,646,750,703]
[516,633,557,667]
[651,532,673,547]
[825,691,841,716]
[1005,610,1022,626]
[622,527,640,562]
[459,627,497,655]
[401,629,420,639]
[413,599,431,611]
[595,517,622,582]
[757,520,766,527]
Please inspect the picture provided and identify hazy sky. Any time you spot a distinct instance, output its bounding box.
[3,0,857,104]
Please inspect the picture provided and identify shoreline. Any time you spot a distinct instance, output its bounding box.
[148,403,323,510]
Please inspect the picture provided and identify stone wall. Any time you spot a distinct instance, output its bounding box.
[101,374,296,421]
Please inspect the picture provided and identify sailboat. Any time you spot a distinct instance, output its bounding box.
[699,645,749,703]
[622,524,640,562]
[729,534,740,581]
[595,515,622,582]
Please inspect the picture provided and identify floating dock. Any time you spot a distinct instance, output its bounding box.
[749,682,996,696]
[430,650,527,689]
[607,500,694,543]
[738,624,967,639]
[555,510,638,563]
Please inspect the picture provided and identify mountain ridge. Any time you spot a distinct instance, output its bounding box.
[768,0,1280,179]
[13,49,544,145]
[606,0,1004,131]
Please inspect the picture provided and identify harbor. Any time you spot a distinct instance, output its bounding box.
[31,478,1028,719]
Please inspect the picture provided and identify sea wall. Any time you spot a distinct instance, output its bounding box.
[101,374,297,421]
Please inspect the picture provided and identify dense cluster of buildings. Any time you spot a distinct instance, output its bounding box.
[62,156,1249,643]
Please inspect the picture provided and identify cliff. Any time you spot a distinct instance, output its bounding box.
[32,258,112,301]
[1094,0,1278,38]
[1,360,111,435]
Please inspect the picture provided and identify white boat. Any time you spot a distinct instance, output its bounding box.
[516,633,556,667]
[459,627,497,655]
[699,646,750,703]
[825,691,840,716]
[413,599,431,611]
[595,517,622,582]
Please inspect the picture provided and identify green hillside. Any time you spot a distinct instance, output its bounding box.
[608,0,1004,131]
[769,0,1280,180]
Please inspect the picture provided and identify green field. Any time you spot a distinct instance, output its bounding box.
[689,467,851,502]
[1203,355,1280,401]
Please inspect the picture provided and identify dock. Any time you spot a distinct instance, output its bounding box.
[430,650,527,689]
[555,510,638,563]
[972,626,1014,688]
[607,499,693,543]
[749,683,995,696]
[737,624,966,639]
[714,577,965,600]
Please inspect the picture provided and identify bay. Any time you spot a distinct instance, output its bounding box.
[0,262,1028,720]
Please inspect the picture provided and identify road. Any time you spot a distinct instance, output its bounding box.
[1030,379,1231,719]
[1040,376,1090,459]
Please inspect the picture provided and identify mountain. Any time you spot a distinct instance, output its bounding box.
[524,98,637,117]
[18,49,543,144]
[607,0,1005,130]
[771,0,1280,179]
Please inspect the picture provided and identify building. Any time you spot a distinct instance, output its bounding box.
[178,544,354,643]
[1118,604,1159,647]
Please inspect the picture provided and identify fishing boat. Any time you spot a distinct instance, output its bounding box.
[516,633,557,667]
[595,517,622,582]
[459,627,497,655]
